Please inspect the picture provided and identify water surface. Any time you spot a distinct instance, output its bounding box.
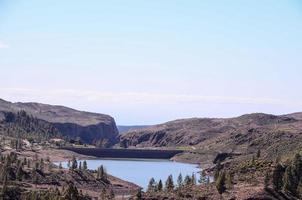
[60,158,200,190]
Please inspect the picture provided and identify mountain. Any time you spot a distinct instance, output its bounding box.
[119,113,302,163]
[117,125,150,134]
[0,98,119,146]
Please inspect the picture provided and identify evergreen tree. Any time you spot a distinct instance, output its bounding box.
[214,160,222,181]
[184,175,192,186]
[177,173,183,188]
[191,173,196,185]
[283,165,295,194]
[199,170,208,185]
[165,175,174,192]
[292,153,302,178]
[215,171,226,196]
[67,160,71,169]
[147,177,156,193]
[78,161,82,171]
[71,156,78,170]
[157,180,163,192]
[97,165,107,181]
[272,163,284,191]
[292,153,302,193]
[83,160,88,170]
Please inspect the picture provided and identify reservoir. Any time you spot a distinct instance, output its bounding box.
[60,158,200,190]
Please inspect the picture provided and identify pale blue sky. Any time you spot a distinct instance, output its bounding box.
[0,0,302,125]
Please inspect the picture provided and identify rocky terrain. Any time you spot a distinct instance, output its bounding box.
[0,148,140,200]
[120,113,302,165]
[0,99,119,146]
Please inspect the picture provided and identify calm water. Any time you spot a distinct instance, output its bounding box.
[59,158,200,190]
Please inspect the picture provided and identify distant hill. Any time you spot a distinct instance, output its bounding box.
[119,112,302,163]
[0,98,119,146]
[117,125,150,134]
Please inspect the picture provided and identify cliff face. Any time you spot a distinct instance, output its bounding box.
[0,98,119,146]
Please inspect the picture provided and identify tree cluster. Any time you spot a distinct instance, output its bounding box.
[272,153,302,198]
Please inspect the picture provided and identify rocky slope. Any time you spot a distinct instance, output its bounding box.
[0,99,119,146]
[120,113,302,164]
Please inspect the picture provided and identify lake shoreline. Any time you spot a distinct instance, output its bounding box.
[59,156,201,191]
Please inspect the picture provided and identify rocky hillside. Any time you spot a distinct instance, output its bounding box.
[0,99,119,146]
[119,113,302,163]
[0,110,60,142]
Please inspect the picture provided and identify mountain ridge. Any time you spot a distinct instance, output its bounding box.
[0,98,119,146]
[119,112,302,164]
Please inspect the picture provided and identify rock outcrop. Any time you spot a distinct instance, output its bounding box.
[0,98,119,146]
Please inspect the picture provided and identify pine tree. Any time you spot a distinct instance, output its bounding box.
[292,153,302,178]
[214,160,222,181]
[165,175,174,192]
[283,165,297,195]
[71,156,77,170]
[83,160,88,170]
[157,180,163,192]
[184,175,192,186]
[97,165,107,181]
[147,177,156,193]
[191,173,196,185]
[199,170,208,185]
[272,163,284,191]
[177,173,183,188]
[292,153,302,194]
[67,160,71,168]
[215,171,226,196]
[78,161,82,171]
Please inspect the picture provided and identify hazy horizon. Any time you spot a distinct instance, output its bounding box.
[1,1,302,125]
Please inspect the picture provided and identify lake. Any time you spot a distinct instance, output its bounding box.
[59,158,200,190]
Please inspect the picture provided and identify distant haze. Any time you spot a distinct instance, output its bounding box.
[0,1,302,125]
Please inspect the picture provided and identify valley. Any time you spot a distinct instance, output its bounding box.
[0,98,302,199]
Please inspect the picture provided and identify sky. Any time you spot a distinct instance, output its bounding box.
[0,0,302,125]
